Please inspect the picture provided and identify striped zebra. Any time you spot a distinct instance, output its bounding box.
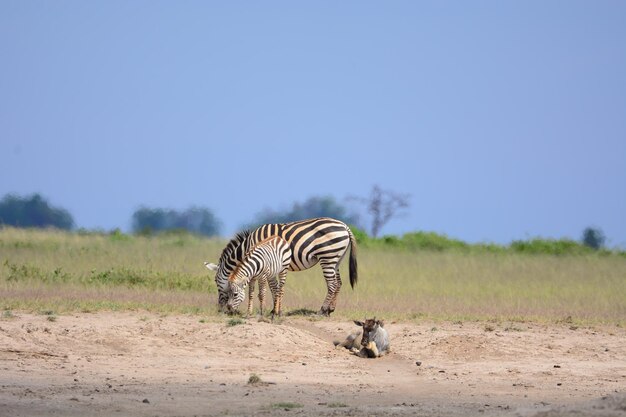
[226,236,292,317]
[205,217,358,316]
[206,258,268,317]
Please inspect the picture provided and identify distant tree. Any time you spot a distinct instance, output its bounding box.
[350,185,410,238]
[582,227,605,250]
[0,193,74,230]
[132,207,169,233]
[131,206,221,237]
[248,196,360,228]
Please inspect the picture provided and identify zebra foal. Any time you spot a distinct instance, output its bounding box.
[225,236,292,317]
[205,260,267,317]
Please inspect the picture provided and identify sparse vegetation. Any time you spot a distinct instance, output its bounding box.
[285,308,317,317]
[271,402,303,410]
[227,318,244,327]
[328,402,349,408]
[247,374,262,385]
[1,227,625,325]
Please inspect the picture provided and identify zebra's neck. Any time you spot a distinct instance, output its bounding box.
[231,255,260,285]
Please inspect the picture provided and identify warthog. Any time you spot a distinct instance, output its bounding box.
[334,318,390,358]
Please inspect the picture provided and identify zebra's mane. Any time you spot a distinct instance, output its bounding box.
[219,229,252,265]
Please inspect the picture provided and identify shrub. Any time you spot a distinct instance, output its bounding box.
[401,231,469,252]
[509,239,591,256]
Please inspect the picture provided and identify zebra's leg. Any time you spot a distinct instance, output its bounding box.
[318,259,341,316]
[267,275,280,321]
[274,269,288,317]
[329,267,343,312]
[258,275,267,317]
[247,278,256,317]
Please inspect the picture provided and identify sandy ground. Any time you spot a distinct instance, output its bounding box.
[0,312,624,417]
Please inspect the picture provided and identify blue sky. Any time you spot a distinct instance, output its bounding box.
[1,1,625,246]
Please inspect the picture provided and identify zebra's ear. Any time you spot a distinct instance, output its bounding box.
[354,320,364,327]
[376,320,385,328]
[204,262,219,271]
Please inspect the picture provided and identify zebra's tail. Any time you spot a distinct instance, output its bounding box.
[348,228,358,288]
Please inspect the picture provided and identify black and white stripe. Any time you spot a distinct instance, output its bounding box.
[207,217,358,316]
[227,236,292,316]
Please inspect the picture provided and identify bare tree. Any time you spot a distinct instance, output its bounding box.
[350,185,410,238]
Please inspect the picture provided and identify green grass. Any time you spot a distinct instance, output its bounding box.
[1,227,625,325]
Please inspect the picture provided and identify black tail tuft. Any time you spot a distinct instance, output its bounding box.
[348,228,358,288]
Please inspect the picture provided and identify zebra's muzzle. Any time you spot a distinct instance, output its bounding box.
[226,303,239,314]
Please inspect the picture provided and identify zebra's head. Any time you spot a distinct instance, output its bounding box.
[354,318,384,348]
[226,279,246,313]
[205,229,253,313]
[204,261,229,312]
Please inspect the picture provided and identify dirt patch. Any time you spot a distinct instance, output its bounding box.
[0,312,624,416]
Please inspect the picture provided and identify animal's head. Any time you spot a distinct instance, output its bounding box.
[354,318,384,348]
[226,275,247,313]
[204,261,229,312]
[204,230,252,313]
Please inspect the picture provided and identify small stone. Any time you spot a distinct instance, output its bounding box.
[415,361,422,366]
[142,399,150,404]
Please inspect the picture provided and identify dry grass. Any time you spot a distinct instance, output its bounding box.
[1,227,625,325]
[284,249,626,324]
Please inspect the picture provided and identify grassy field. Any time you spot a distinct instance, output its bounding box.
[1,227,625,325]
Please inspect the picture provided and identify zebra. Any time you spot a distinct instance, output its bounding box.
[205,217,358,316]
[206,260,268,317]
[226,236,292,317]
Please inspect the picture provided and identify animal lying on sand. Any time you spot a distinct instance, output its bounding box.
[334,318,390,358]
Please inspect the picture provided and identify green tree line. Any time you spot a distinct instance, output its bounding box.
[0,194,73,230]
[0,193,619,255]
